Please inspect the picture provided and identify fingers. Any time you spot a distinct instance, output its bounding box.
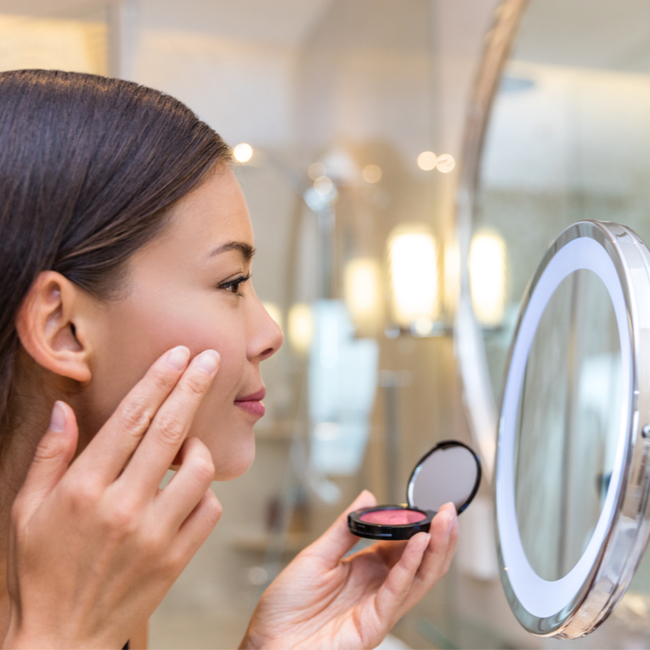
[118,350,220,494]
[155,437,215,532]
[304,490,377,568]
[426,503,459,577]
[398,503,458,617]
[173,488,222,563]
[418,503,458,581]
[75,346,192,485]
[14,401,78,520]
[374,532,430,624]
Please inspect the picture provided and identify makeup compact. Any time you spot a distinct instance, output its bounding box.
[348,440,481,540]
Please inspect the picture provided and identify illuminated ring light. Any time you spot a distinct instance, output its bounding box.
[496,236,631,618]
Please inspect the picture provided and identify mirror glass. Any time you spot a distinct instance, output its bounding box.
[409,443,480,513]
[514,269,622,581]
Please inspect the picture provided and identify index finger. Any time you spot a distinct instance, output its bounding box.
[396,503,458,619]
[71,346,191,486]
[118,349,219,493]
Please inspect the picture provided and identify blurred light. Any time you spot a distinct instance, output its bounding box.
[314,422,340,441]
[436,154,456,173]
[288,303,313,354]
[247,566,269,586]
[388,224,439,327]
[233,143,253,163]
[469,228,507,326]
[443,238,460,315]
[344,257,382,334]
[413,318,434,337]
[417,151,437,171]
[308,162,326,180]
[362,164,382,184]
[304,187,326,211]
[262,301,283,332]
[321,148,357,182]
[314,176,334,196]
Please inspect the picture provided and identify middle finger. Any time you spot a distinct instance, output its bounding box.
[118,350,219,496]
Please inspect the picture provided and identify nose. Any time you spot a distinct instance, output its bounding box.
[248,297,283,362]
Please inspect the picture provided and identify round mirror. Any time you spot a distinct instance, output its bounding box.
[515,268,623,582]
[408,440,481,514]
[348,440,481,541]
[456,0,650,640]
[496,220,650,637]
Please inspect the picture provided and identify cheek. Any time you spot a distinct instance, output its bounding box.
[85,288,255,482]
[89,294,246,431]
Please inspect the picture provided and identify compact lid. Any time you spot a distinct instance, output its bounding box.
[407,440,482,513]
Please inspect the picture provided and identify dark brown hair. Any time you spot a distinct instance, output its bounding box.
[0,69,231,440]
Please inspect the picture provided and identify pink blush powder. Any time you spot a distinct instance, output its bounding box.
[360,509,426,525]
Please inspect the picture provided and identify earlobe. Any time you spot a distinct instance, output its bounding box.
[16,271,92,384]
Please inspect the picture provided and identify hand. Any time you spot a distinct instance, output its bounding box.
[4,347,223,650]
[240,491,458,650]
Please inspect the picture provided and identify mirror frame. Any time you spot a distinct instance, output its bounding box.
[407,439,482,514]
[496,220,650,637]
[454,0,529,482]
[454,1,650,636]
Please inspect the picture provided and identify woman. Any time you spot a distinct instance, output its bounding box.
[0,69,458,649]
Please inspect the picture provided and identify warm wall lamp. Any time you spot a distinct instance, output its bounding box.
[469,227,507,327]
[386,223,445,337]
[288,302,313,355]
[343,257,383,337]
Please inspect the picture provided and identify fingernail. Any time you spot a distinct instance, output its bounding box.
[447,510,457,535]
[50,401,67,432]
[167,346,190,371]
[196,350,220,375]
[413,533,430,553]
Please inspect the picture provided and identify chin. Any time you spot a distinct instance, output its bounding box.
[212,440,256,481]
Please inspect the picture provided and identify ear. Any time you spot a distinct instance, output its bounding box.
[16,271,92,384]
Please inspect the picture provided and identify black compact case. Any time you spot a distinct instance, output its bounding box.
[348,440,482,540]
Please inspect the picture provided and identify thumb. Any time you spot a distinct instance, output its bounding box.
[306,490,378,568]
[17,401,78,518]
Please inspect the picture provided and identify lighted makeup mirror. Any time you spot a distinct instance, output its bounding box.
[495,220,650,637]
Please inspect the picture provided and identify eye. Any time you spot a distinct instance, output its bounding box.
[219,273,251,296]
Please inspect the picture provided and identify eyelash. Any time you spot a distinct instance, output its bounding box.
[219,273,251,296]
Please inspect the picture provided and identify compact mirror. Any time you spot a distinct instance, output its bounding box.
[496,221,650,637]
[349,440,481,540]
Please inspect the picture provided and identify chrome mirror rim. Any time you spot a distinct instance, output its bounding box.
[454,0,529,483]
[495,220,650,637]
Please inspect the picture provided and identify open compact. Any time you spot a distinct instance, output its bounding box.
[348,440,481,540]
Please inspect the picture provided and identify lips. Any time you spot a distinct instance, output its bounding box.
[235,387,266,417]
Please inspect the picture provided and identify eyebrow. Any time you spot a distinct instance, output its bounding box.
[207,241,255,261]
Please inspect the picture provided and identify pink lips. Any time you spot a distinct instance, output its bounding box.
[235,388,266,417]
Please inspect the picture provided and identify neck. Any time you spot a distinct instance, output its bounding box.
[0,359,57,644]
[0,352,92,644]
[0,424,48,643]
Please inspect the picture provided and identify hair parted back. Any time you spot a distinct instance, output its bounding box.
[0,69,232,441]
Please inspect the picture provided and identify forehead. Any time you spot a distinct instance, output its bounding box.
[163,165,254,254]
[125,164,254,288]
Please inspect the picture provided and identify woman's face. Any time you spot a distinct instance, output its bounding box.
[83,165,283,480]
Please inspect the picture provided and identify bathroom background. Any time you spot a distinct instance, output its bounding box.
[3,0,650,648]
